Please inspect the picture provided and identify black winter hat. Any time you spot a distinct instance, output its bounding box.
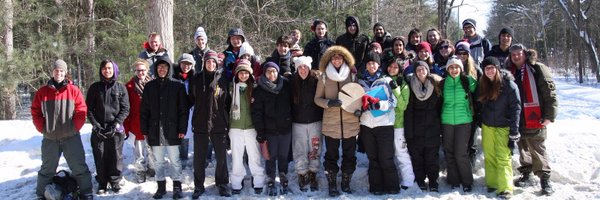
[373,22,385,31]
[481,57,501,69]
[364,51,381,66]
[499,27,514,37]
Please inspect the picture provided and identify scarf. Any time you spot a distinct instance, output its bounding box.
[325,63,350,82]
[258,75,284,94]
[521,64,543,129]
[231,82,247,120]
[362,69,382,87]
[134,76,151,95]
[410,76,434,101]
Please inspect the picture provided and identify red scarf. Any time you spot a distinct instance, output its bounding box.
[521,64,543,129]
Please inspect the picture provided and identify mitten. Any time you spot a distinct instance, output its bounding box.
[327,99,343,107]
[389,79,398,90]
[353,110,362,117]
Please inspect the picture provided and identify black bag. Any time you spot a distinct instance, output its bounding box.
[52,170,80,199]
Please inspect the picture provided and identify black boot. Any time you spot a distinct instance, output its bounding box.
[326,171,339,197]
[298,173,308,192]
[308,171,318,191]
[96,183,107,195]
[341,173,352,193]
[217,184,231,197]
[540,174,554,196]
[172,181,183,199]
[267,180,277,196]
[279,173,290,195]
[110,182,121,193]
[191,187,204,199]
[152,181,167,199]
[136,171,146,183]
[514,171,533,187]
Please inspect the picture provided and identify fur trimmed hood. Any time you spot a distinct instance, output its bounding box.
[318,45,356,72]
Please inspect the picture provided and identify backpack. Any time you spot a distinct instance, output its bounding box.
[46,170,80,200]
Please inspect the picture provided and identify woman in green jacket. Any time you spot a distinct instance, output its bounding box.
[441,57,477,192]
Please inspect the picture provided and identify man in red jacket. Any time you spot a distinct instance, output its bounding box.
[123,59,155,183]
[31,59,93,200]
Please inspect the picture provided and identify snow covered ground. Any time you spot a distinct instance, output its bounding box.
[1,78,600,199]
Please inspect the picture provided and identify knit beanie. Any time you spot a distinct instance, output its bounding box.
[262,61,280,73]
[235,59,253,75]
[239,42,255,57]
[481,57,501,69]
[373,22,385,31]
[53,59,68,72]
[178,53,196,66]
[194,27,208,42]
[445,57,464,71]
[204,50,219,63]
[499,27,514,38]
[364,51,381,66]
[417,42,432,54]
[414,61,429,71]
[292,56,313,69]
[462,18,477,29]
[509,43,527,52]
[455,41,471,54]
[369,42,382,50]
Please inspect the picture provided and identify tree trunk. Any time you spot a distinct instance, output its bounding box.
[1,0,17,120]
[83,0,95,90]
[146,0,174,63]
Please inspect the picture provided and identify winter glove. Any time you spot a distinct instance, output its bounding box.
[327,99,343,108]
[368,102,381,110]
[389,79,398,90]
[92,124,104,134]
[508,132,520,154]
[362,96,380,110]
[256,132,266,143]
[353,110,362,117]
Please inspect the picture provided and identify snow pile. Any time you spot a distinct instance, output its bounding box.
[1,79,600,199]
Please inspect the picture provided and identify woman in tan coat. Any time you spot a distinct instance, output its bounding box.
[314,46,360,197]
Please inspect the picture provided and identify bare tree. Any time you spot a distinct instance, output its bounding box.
[146,0,174,63]
[556,0,600,82]
[1,0,17,120]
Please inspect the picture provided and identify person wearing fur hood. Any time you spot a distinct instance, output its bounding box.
[313,45,359,197]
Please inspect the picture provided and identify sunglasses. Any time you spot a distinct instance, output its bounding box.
[456,51,469,55]
[441,45,450,49]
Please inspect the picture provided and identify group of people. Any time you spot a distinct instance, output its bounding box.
[32,16,557,200]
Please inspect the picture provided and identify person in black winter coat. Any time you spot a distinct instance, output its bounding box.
[336,16,369,66]
[188,50,233,198]
[404,62,443,192]
[140,58,189,199]
[372,22,394,52]
[266,35,295,77]
[304,20,335,70]
[252,62,293,196]
[86,59,130,194]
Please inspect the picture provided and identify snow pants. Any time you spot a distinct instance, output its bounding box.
[482,124,513,194]
[407,136,440,188]
[323,135,357,174]
[360,125,400,193]
[91,131,124,186]
[442,123,474,187]
[37,135,93,196]
[265,130,292,180]
[193,133,229,189]
[292,122,322,175]
[152,145,182,181]
[393,128,415,187]
[229,128,265,190]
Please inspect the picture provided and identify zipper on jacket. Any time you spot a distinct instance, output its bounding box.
[338,82,344,139]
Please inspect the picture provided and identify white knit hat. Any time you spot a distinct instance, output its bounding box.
[292,56,313,69]
[445,57,464,71]
[239,42,254,57]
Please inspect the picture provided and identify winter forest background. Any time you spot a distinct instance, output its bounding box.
[0,0,600,120]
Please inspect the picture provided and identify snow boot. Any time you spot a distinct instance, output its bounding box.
[136,171,146,183]
[172,181,183,199]
[96,184,107,195]
[326,171,339,197]
[298,173,308,192]
[498,191,513,199]
[191,187,204,199]
[514,171,533,187]
[279,173,290,195]
[341,173,352,193]
[152,180,167,199]
[217,184,231,197]
[308,171,319,191]
[254,187,263,195]
[540,174,554,196]
[267,181,277,196]
[110,181,121,193]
